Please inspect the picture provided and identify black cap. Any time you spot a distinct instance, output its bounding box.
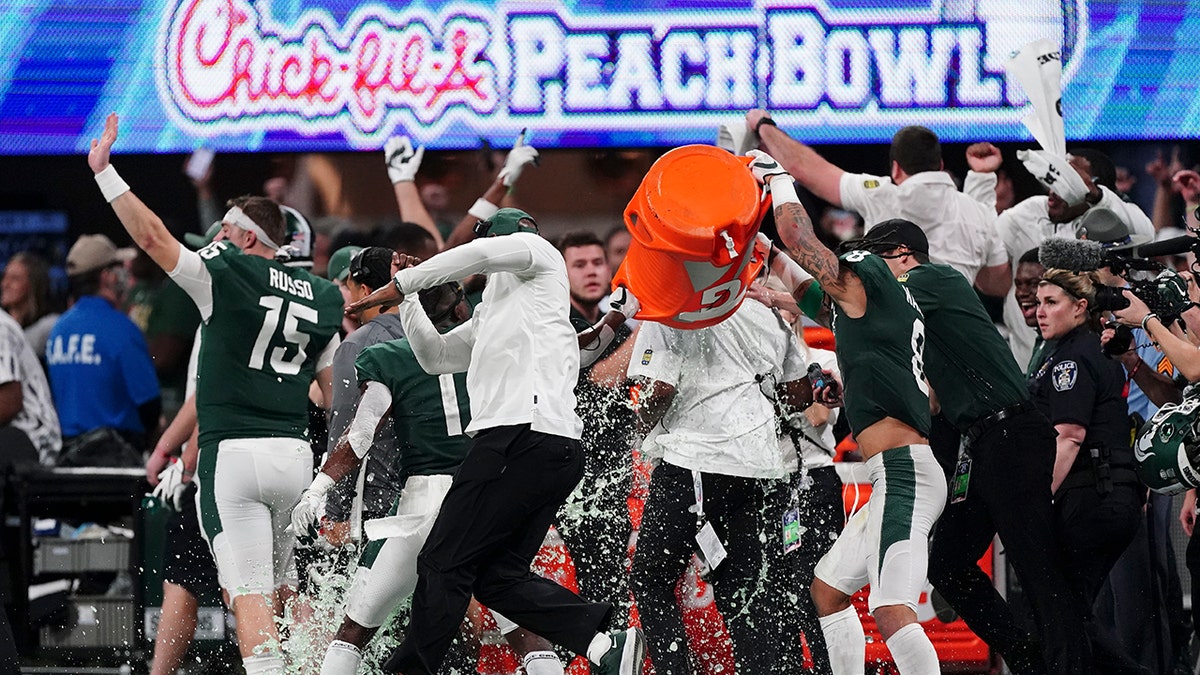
[856,218,929,256]
[348,246,394,290]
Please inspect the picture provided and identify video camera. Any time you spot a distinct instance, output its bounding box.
[1038,235,1196,323]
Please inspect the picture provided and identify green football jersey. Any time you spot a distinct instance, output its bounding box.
[898,264,1028,430]
[194,242,343,447]
[831,250,931,437]
[355,338,471,478]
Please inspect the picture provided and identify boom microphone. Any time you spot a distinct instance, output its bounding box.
[1135,234,1197,259]
[1038,237,1104,272]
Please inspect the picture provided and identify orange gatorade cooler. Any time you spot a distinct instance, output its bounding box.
[613,144,771,329]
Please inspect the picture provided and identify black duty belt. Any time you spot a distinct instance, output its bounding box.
[1057,466,1140,493]
[963,400,1037,447]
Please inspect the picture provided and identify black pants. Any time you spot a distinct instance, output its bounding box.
[927,410,1090,675]
[771,466,843,675]
[557,435,633,628]
[630,462,787,675]
[384,425,611,675]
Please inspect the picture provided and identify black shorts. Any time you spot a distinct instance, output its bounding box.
[163,483,221,600]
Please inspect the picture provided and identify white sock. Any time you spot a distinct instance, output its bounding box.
[885,623,940,675]
[242,654,286,675]
[523,649,565,675]
[321,640,363,675]
[818,606,866,675]
[587,633,614,665]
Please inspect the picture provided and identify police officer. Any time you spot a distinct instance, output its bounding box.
[1030,268,1143,673]
[843,220,1086,674]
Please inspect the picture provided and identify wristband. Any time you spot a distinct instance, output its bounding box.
[468,198,500,221]
[94,165,130,203]
[309,472,335,496]
[754,117,777,134]
[1141,313,1159,332]
[768,174,800,205]
[798,281,825,320]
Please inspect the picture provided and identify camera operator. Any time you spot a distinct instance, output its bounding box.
[1030,269,1145,673]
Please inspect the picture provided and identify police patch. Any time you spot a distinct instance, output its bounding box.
[1052,360,1078,392]
[863,179,880,189]
[641,349,653,366]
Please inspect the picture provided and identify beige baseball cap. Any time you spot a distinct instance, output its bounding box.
[66,234,137,276]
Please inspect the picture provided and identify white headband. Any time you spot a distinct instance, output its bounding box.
[223,206,280,250]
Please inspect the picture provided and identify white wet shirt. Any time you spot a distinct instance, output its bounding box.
[394,233,583,440]
[629,300,806,479]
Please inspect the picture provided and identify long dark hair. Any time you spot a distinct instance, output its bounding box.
[4,252,55,327]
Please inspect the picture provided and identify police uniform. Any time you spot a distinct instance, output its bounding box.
[812,251,945,615]
[170,241,343,598]
[903,263,1088,674]
[1029,325,1142,612]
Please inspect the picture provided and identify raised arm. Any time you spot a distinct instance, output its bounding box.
[446,132,540,249]
[384,136,446,250]
[396,294,475,374]
[747,151,866,316]
[747,110,844,206]
[88,113,183,273]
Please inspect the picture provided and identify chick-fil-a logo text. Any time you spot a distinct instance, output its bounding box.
[161,0,497,136]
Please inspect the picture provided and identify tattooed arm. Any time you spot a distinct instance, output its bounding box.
[746,150,867,317]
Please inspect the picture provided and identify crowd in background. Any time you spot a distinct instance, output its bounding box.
[4,118,1200,675]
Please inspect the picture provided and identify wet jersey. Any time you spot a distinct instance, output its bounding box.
[899,263,1028,430]
[355,338,471,479]
[830,250,931,437]
[191,242,342,447]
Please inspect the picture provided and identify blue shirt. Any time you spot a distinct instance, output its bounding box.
[45,296,160,437]
[1126,327,1168,422]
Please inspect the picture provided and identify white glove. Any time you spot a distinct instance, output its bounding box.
[291,473,334,538]
[497,130,539,187]
[385,136,424,184]
[746,150,789,185]
[151,459,188,511]
[609,286,640,319]
[1017,149,1090,205]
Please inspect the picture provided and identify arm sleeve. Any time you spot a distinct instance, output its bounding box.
[964,171,998,210]
[326,338,364,456]
[121,328,162,407]
[348,381,391,459]
[1098,187,1155,244]
[780,332,808,381]
[626,321,682,387]
[316,332,340,372]
[168,247,215,322]
[983,219,1009,267]
[397,295,475,373]
[393,236,536,294]
[1044,357,1097,428]
[838,172,890,224]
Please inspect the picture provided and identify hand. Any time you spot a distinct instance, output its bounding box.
[290,484,328,538]
[497,130,539,187]
[814,370,844,407]
[151,459,189,511]
[965,142,1002,173]
[745,109,772,135]
[385,136,424,184]
[145,448,171,485]
[390,251,422,276]
[744,281,775,309]
[1183,490,1198,537]
[1111,289,1154,327]
[88,112,119,174]
[1114,166,1136,195]
[345,282,404,317]
[746,150,789,185]
[1173,170,1200,205]
[1155,269,1191,316]
[609,286,640,319]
